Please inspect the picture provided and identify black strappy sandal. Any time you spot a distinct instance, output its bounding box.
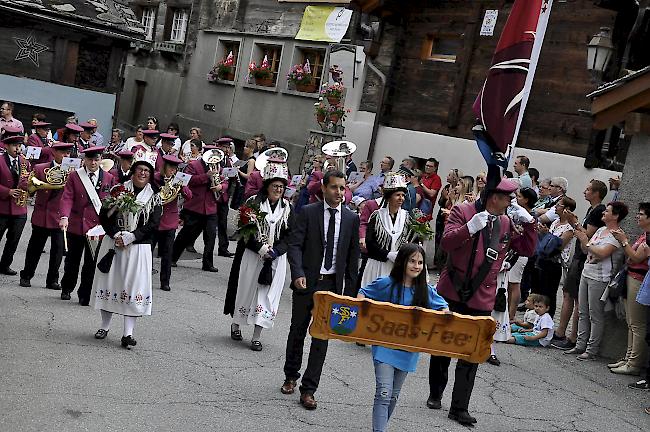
[121,335,137,349]
[250,340,263,351]
[94,329,109,339]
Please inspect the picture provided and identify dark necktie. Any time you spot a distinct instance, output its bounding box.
[324,208,337,270]
[89,172,95,186]
[11,158,18,174]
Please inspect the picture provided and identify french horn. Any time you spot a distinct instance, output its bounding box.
[28,165,69,194]
[321,140,356,174]
[158,177,182,205]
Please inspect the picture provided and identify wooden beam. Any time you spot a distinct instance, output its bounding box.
[624,112,650,135]
[593,87,650,129]
[591,72,650,115]
[447,4,482,129]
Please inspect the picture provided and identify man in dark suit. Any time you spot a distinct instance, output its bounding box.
[281,170,360,410]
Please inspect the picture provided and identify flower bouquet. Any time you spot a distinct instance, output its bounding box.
[249,55,274,86]
[287,60,316,92]
[409,208,435,240]
[238,202,268,242]
[103,184,142,216]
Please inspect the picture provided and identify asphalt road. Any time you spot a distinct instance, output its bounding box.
[1,221,649,432]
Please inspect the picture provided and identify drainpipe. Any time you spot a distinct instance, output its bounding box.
[365,57,386,162]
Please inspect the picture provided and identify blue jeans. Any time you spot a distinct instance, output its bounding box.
[373,361,409,432]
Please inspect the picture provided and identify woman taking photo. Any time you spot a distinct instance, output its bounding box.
[609,202,650,375]
[361,172,417,287]
[91,154,162,349]
[434,169,463,267]
[230,139,257,210]
[567,201,628,360]
[224,159,292,351]
[358,243,448,432]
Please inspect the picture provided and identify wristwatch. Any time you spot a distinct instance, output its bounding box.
[622,241,629,247]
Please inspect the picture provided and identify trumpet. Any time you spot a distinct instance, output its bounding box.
[27,165,69,194]
[202,149,225,200]
[15,159,30,207]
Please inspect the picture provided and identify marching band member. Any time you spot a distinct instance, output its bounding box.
[19,142,74,289]
[215,138,235,257]
[155,133,178,172]
[0,135,30,275]
[153,155,191,291]
[132,129,158,154]
[26,121,53,164]
[61,123,84,158]
[109,150,134,183]
[361,172,416,287]
[78,122,96,152]
[225,158,293,351]
[59,146,115,305]
[91,152,162,349]
[171,145,227,272]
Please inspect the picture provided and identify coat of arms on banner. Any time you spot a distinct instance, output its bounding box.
[330,303,358,335]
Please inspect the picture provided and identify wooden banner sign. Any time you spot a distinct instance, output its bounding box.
[309,292,496,364]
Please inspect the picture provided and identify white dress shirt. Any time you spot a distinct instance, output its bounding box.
[320,201,342,274]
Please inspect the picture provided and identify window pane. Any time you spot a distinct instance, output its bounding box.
[171,9,188,42]
[430,36,461,57]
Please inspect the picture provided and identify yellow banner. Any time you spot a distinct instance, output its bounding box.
[295,6,353,43]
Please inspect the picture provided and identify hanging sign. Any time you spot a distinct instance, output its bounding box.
[295,6,353,43]
[480,10,499,36]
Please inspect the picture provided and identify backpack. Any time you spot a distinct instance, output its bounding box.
[535,232,563,260]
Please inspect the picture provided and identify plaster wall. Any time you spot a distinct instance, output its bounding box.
[0,73,115,140]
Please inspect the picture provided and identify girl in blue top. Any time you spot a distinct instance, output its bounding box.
[358,243,449,432]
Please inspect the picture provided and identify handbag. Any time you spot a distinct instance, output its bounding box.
[494,288,507,312]
[607,266,628,300]
[97,249,116,273]
[258,259,273,285]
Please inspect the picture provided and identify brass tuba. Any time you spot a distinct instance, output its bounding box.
[202,149,225,199]
[159,176,182,205]
[321,140,356,174]
[28,165,69,194]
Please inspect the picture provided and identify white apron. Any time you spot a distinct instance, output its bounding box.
[232,198,289,329]
[90,182,156,316]
[361,208,408,288]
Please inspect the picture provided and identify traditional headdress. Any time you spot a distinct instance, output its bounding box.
[263,158,289,184]
[382,172,408,191]
[131,150,158,174]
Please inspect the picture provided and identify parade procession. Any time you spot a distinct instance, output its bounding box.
[1,0,650,431]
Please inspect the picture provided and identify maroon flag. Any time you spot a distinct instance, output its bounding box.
[473,0,552,157]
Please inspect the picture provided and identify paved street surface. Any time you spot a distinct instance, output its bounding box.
[1,223,649,432]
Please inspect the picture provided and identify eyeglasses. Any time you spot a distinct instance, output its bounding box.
[550,184,560,188]
[270,184,285,190]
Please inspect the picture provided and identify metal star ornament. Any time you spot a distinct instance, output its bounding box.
[14,32,49,67]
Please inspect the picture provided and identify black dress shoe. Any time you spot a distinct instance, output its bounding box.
[487,355,501,366]
[19,278,31,287]
[121,335,137,349]
[61,292,71,300]
[160,285,171,291]
[0,267,17,276]
[185,246,198,253]
[250,340,263,351]
[426,396,442,409]
[46,283,61,290]
[171,262,178,267]
[95,329,109,339]
[218,251,235,258]
[202,265,218,272]
[78,298,89,306]
[448,410,477,425]
[231,326,243,341]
